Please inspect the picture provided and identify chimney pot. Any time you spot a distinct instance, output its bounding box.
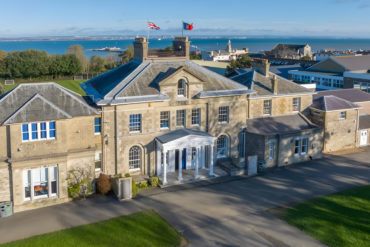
[273,75,279,94]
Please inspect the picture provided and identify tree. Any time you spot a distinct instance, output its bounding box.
[0,50,7,75]
[301,55,312,61]
[164,46,174,51]
[6,49,50,79]
[89,55,105,72]
[119,45,134,64]
[50,54,82,78]
[225,54,252,76]
[190,54,201,60]
[0,83,5,95]
[65,44,88,72]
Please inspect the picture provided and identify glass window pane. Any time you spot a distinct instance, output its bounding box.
[22,124,28,132]
[49,121,56,130]
[22,133,29,141]
[23,170,31,198]
[49,130,56,138]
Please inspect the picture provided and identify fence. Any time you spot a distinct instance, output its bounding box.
[4,80,15,85]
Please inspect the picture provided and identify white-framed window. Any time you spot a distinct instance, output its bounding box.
[263,100,272,115]
[177,79,186,97]
[191,108,201,126]
[95,151,102,171]
[339,111,346,120]
[129,114,142,133]
[23,166,58,201]
[160,111,170,129]
[269,139,276,160]
[129,146,142,171]
[176,109,186,127]
[294,137,309,156]
[217,135,228,158]
[218,106,229,123]
[292,97,301,112]
[22,121,56,142]
[94,117,101,134]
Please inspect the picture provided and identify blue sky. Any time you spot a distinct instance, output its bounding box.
[1,0,370,37]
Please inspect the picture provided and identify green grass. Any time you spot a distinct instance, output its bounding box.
[1,210,183,247]
[282,185,370,247]
[2,80,86,95]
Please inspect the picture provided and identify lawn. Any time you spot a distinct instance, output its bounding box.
[2,80,86,95]
[282,185,370,247]
[0,210,183,247]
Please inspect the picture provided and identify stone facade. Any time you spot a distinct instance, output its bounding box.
[0,111,101,212]
[311,108,359,152]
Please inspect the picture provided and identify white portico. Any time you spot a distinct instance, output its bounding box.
[155,129,216,185]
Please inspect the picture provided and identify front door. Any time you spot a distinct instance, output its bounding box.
[182,148,186,169]
[360,131,368,146]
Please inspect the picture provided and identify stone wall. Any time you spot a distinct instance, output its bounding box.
[323,109,359,152]
[0,162,11,202]
[248,95,312,118]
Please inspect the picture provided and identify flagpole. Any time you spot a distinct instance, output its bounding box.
[147,20,149,41]
[182,21,184,37]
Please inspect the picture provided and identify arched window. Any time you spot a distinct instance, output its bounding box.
[177,79,186,97]
[217,135,228,158]
[129,146,142,170]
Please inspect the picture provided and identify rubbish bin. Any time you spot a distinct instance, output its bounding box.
[257,160,266,173]
[0,201,13,217]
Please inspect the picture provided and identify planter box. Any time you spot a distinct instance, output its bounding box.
[112,177,132,200]
[0,201,13,217]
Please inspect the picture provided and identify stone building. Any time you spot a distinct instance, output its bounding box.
[312,89,370,149]
[231,59,323,168]
[0,83,101,212]
[204,40,249,62]
[271,44,312,60]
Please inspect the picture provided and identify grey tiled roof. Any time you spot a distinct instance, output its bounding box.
[156,128,214,144]
[246,114,319,135]
[359,115,370,130]
[314,89,370,103]
[331,55,370,72]
[82,60,251,105]
[273,44,307,50]
[231,69,312,97]
[0,83,99,125]
[312,95,360,111]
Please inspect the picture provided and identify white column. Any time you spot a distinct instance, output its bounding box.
[201,146,205,168]
[178,149,183,181]
[156,145,161,175]
[209,145,214,177]
[186,147,191,169]
[195,147,199,179]
[163,149,167,185]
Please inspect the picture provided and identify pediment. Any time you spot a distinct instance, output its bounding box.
[158,66,204,86]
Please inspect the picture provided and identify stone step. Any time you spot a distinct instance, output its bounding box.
[217,159,245,176]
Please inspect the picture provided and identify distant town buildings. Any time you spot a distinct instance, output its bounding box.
[289,55,370,92]
[203,40,249,62]
[269,44,312,60]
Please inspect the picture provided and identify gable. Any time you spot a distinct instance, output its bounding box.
[158,67,203,86]
[3,94,71,125]
[308,59,345,73]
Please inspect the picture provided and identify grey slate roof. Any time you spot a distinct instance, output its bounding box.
[246,114,319,135]
[0,83,99,125]
[312,95,360,111]
[359,115,370,130]
[155,128,214,144]
[231,69,312,97]
[81,60,252,105]
[272,44,307,51]
[314,89,370,103]
[331,55,370,72]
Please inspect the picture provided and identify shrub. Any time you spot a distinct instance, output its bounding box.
[137,181,149,190]
[132,178,137,198]
[67,167,93,199]
[149,177,159,187]
[97,174,111,195]
[114,173,122,179]
[68,183,81,199]
[125,173,131,178]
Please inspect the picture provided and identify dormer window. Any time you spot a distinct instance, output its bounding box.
[177,79,186,97]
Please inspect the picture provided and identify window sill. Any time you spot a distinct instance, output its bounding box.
[160,127,169,130]
[94,133,101,135]
[129,168,141,173]
[129,131,141,134]
[218,122,229,125]
[22,138,56,143]
[176,96,188,101]
[95,168,102,172]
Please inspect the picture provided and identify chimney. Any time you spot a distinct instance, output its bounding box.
[172,36,190,59]
[251,58,270,77]
[133,37,148,61]
[272,75,279,94]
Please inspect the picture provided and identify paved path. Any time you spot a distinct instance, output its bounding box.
[0,148,369,246]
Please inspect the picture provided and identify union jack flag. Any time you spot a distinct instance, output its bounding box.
[148,21,160,30]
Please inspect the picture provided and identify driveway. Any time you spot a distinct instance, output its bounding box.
[0,148,369,246]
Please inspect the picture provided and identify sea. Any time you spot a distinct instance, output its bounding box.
[1,38,370,58]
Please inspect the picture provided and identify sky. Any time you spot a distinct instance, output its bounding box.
[1,0,370,38]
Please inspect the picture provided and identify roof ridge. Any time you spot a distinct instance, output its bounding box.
[2,93,72,125]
